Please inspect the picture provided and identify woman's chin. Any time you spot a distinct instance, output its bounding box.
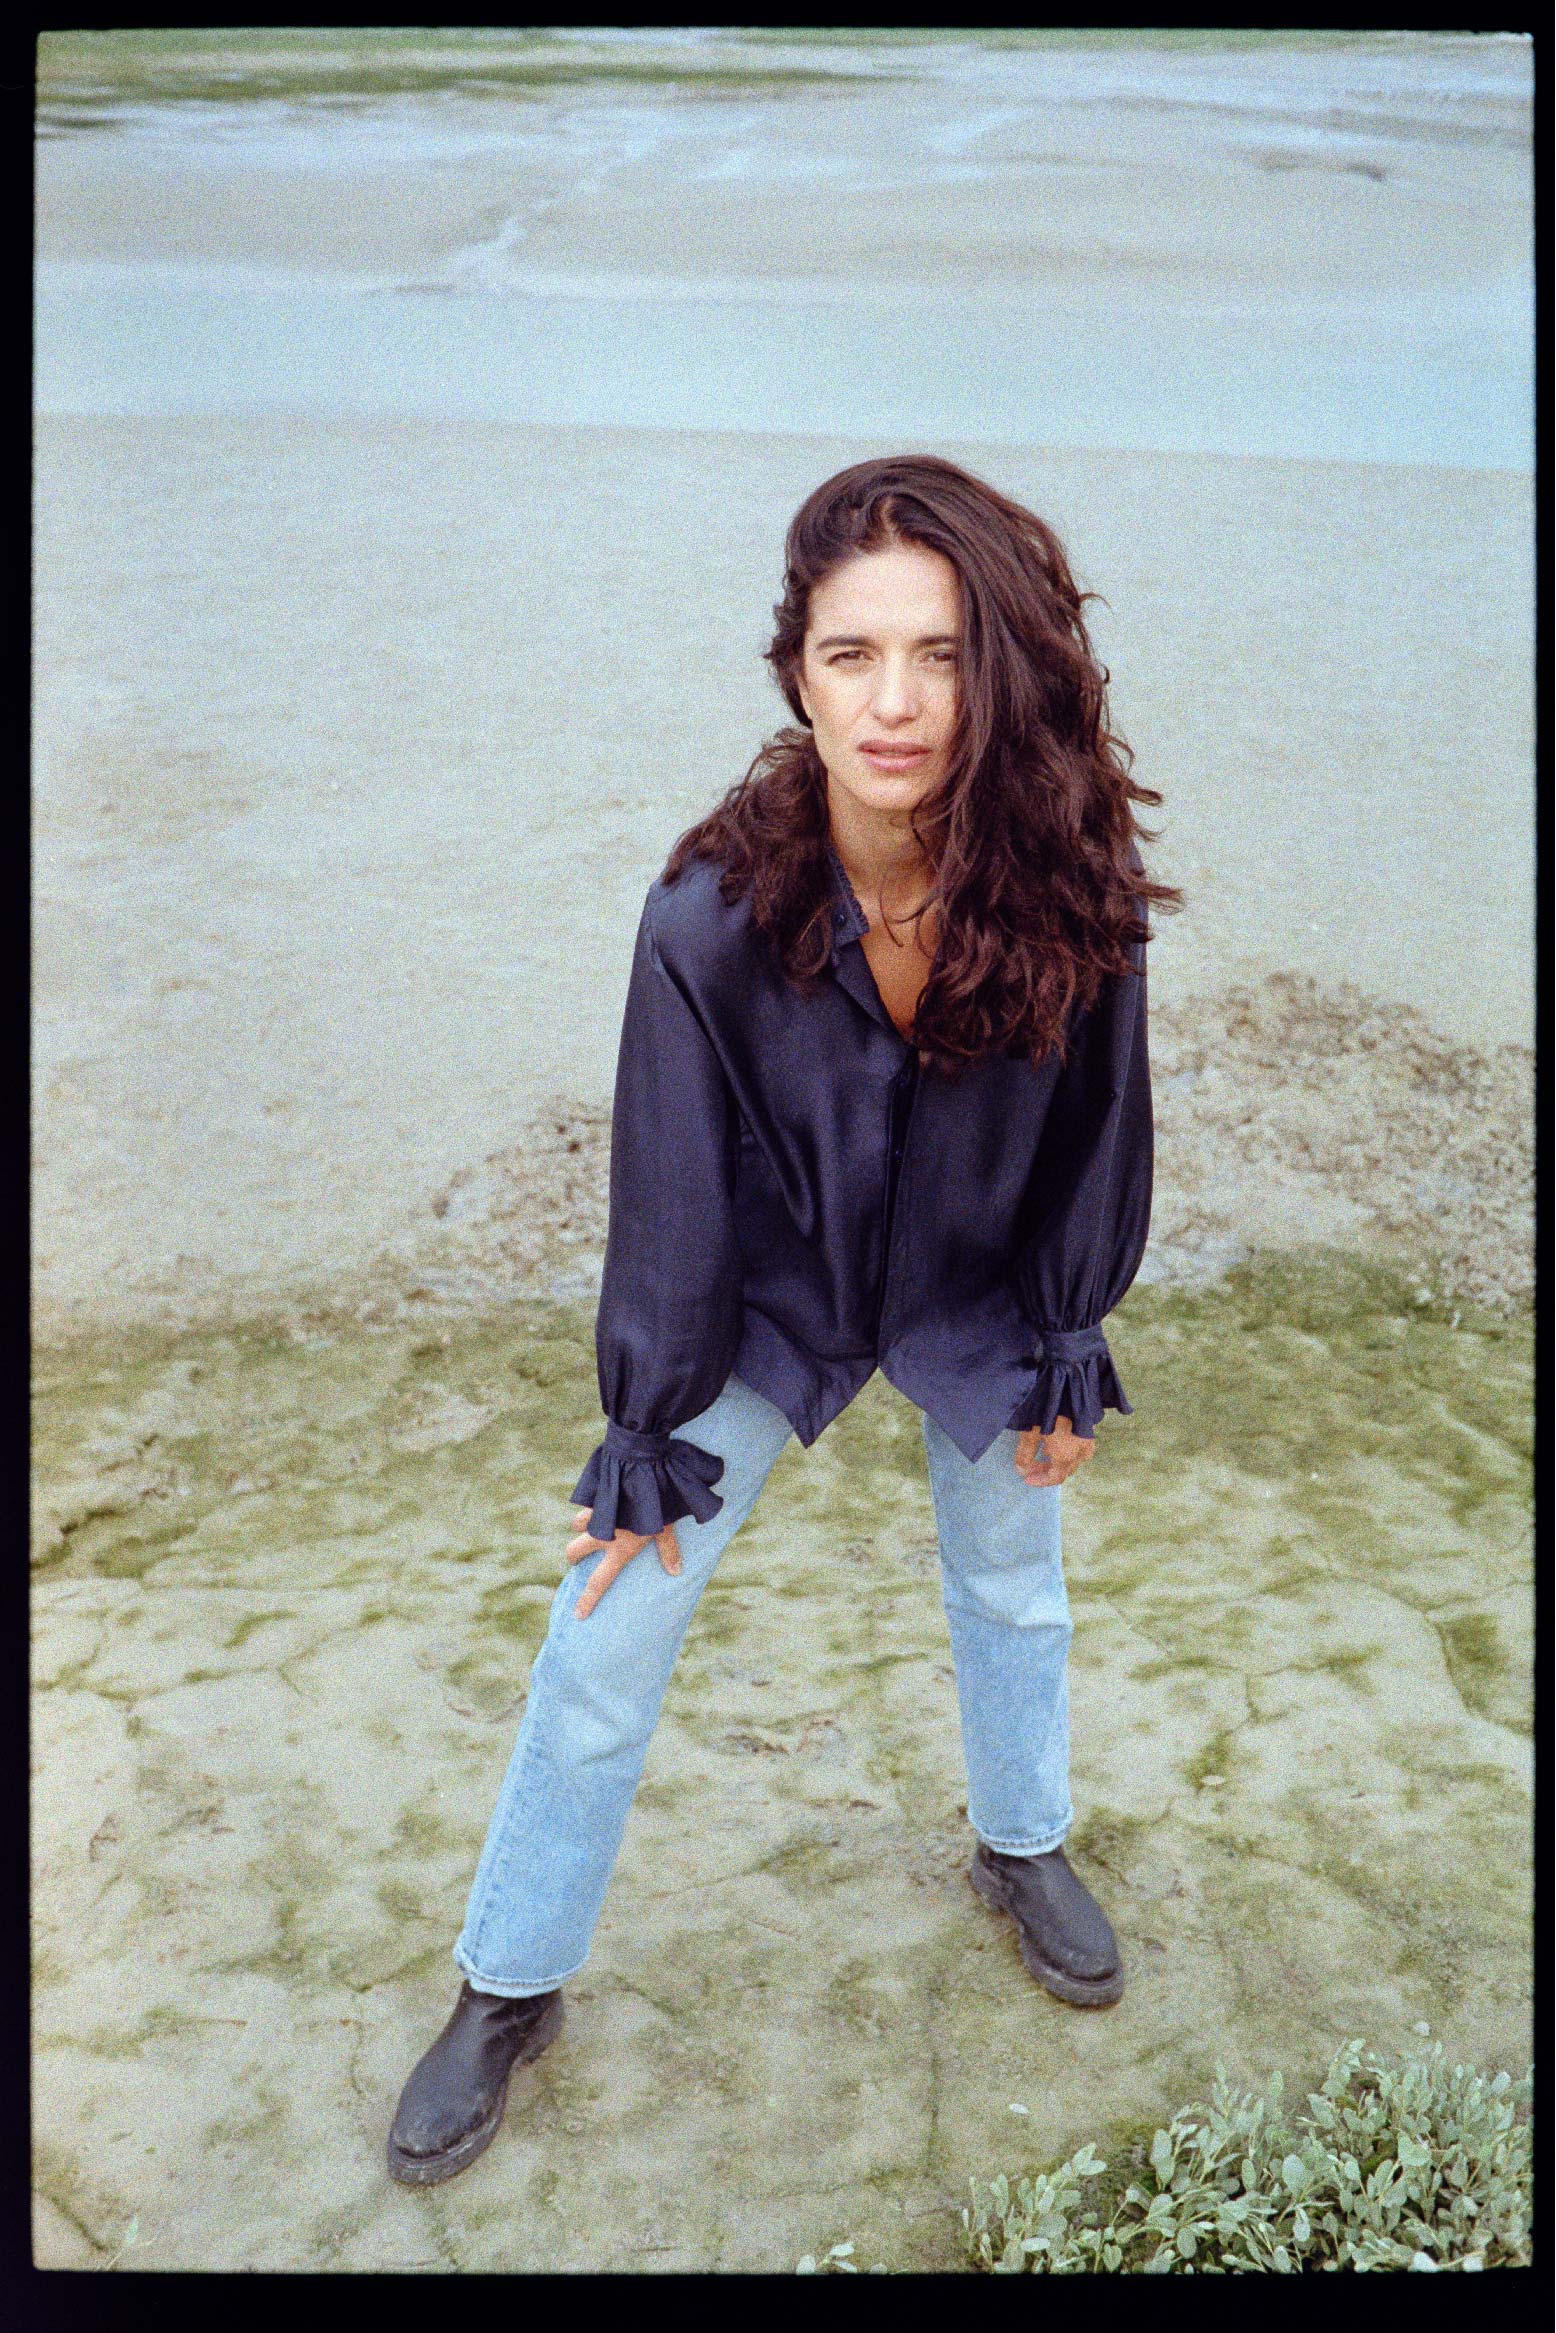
[844,762,940,804]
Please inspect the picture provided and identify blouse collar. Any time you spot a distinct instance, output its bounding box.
[822,837,871,962]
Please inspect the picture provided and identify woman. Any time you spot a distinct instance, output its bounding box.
[388,454,1179,2186]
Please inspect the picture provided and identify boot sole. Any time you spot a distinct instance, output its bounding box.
[386,1991,565,2186]
[968,1858,1126,2008]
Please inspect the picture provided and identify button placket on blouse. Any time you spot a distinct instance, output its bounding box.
[822,843,929,1355]
[875,1045,920,1351]
[823,853,917,1349]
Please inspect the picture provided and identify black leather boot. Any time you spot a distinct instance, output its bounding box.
[969,1840,1125,2007]
[387,1981,564,2185]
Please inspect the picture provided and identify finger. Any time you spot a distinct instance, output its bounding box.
[576,1549,628,1619]
[1044,1448,1092,1478]
[565,1532,607,1565]
[1020,1451,1068,1484]
[656,1523,683,1576]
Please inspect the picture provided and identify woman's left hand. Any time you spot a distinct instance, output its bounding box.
[1015,1415,1095,1487]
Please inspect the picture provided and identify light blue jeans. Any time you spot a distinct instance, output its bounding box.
[453,1370,1073,1996]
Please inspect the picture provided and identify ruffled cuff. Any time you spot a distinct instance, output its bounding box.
[569,1418,726,1541]
[1005,1325,1132,1441]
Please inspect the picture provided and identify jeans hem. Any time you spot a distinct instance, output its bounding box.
[971,1813,1073,1857]
[452,1941,588,1999]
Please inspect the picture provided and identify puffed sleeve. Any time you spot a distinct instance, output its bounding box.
[1005,934,1153,1440]
[568,893,746,1540]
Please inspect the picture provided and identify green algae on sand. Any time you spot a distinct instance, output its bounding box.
[30,1247,1531,2270]
[35,27,879,134]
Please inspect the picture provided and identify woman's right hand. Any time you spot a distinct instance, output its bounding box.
[566,1507,683,1619]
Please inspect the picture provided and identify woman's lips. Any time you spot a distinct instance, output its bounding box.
[858,743,930,768]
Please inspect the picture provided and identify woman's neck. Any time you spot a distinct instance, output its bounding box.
[825,786,937,918]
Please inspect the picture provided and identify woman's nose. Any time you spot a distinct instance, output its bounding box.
[869,658,921,722]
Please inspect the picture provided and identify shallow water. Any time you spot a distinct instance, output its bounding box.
[34,257,1531,470]
[34,32,1533,470]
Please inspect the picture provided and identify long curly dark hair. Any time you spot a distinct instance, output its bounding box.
[661,453,1181,1076]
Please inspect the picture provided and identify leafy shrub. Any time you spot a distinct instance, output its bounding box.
[960,2038,1532,2273]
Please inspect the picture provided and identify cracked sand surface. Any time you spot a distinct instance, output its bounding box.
[31,1261,1531,2270]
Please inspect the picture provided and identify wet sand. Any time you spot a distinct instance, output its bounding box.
[31,418,1533,1340]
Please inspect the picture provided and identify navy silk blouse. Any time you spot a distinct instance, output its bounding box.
[570,838,1153,1541]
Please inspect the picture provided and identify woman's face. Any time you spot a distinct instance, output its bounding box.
[795,541,961,820]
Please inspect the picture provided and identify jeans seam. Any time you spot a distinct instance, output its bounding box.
[460,1676,550,1967]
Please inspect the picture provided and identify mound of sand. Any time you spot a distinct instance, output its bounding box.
[336,968,1529,1341]
[1145,971,1532,1315]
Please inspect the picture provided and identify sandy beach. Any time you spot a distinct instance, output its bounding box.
[31,29,1532,2274]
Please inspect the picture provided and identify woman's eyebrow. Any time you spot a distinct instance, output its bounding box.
[811,631,961,650]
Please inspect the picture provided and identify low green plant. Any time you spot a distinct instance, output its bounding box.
[796,2242,887,2274]
[960,2039,1532,2274]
